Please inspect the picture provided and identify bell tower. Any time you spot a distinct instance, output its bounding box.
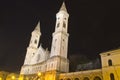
[45,2,69,74]
[24,21,41,65]
[50,2,69,58]
[44,2,69,80]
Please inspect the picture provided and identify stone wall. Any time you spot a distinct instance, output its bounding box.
[59,69,103,80]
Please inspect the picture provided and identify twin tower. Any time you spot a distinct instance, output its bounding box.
[20,2,69,79]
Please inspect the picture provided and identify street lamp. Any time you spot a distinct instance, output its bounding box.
[0,77,2,80]
[37,72,42,80]
[38,72,41,76]
[11,75,15,80]
[19,77,23,80]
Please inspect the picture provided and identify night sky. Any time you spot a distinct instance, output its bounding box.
[0,0,120,72]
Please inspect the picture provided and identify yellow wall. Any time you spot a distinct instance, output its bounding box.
[6,73,19,80]
[100,49,120,80]
[100,49,120,67]
[59,69,103,80]
[102,66,120,80]
[2,49,120,80]
[44,70,57,80]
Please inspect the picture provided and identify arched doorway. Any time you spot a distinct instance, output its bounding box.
[94,76,101,80]
[74,78,79,80]
[83,77,89,80]
[110,73,115,80]
[67,78,71,80]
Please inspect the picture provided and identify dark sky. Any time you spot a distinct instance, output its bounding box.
[0,0,120,72]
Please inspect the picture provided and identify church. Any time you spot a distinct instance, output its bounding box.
[20,2,120,80]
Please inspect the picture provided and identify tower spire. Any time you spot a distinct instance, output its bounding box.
[60,2,67,12]
[34,21,40,31]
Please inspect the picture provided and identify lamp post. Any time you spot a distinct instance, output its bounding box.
[0,77,2,80]
[11,75,15,80]
[38,72,41,76]
[19,77,23,80]
[37,72,42,80]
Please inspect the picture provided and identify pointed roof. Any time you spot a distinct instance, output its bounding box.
[34,21,40,31]
[59,2,67,12]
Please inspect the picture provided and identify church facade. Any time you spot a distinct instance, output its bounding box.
[20,2,120,80]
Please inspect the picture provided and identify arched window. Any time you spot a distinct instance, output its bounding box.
[27,69,29,73]
[37,54,40,62]
[75,78,79,80]
[36,77,40,80]
[53,39,57,51]
[67,78,71,80]
[32,53,35,56]
[34,39,37,44]
[55,39,57,43]
[108,59,112,66]
[62,39,65,50]
[110,73,115,80]
[107,53,110,56]
[57,23,60,28]
[51,63,53,68]
[83,77,89,80]
[45,65,47,69]
[94,76,101,80]
[63,21,66,28]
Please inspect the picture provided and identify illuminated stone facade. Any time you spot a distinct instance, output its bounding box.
[100,49,120,80]
[20,2,120,80]
[59,69,102,80]
[20,2,69,80]
[0,71,19,80]
[58,49,120,80]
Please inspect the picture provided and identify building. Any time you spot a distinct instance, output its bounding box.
[0,71,19,80]
[20,2,120,80]
[0,71,8,80]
